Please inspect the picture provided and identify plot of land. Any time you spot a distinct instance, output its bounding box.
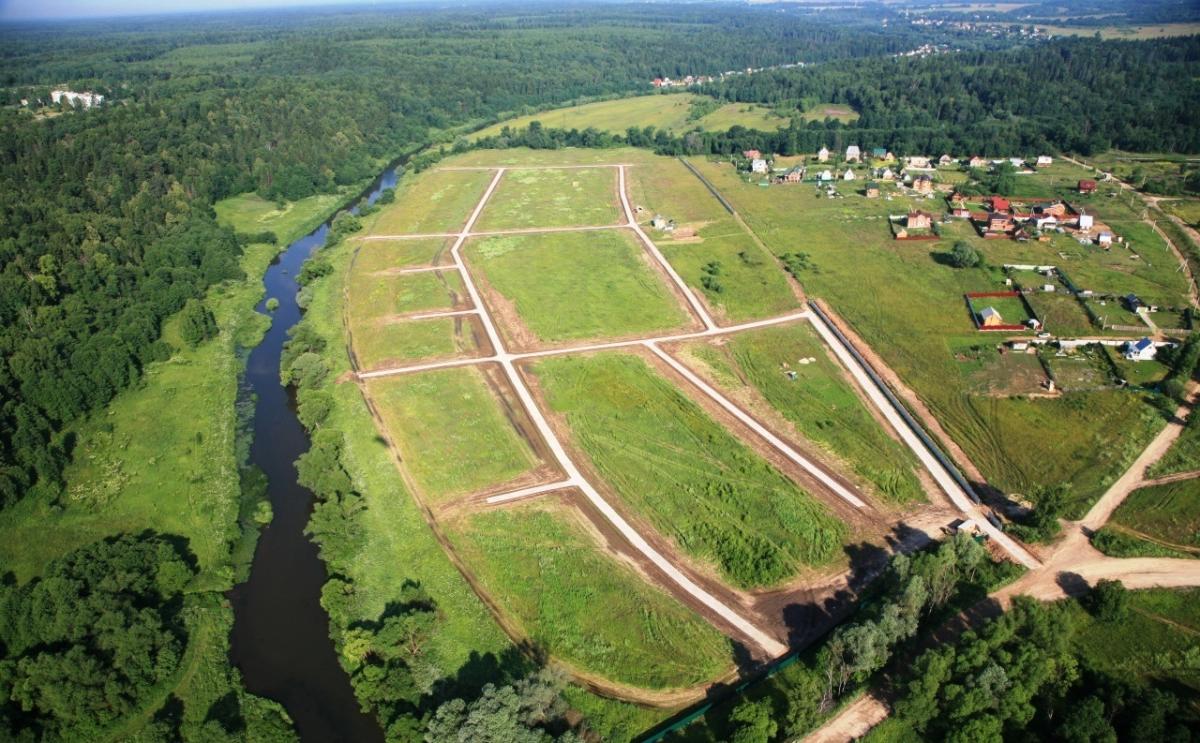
[350,315,486,371]
[366,366,542,503]
[352,238,453,271]
[1107,479,1200,552]
[469,93,787,140]
[466,230,691,346]
[799,103,859,124]
[1149,419,1200,478]
[476,167,620,230]
[1024,291,1094,335]
[529,352,848,589]
[363,168,494,236]
[445,500,734,689]
[957,345,1048,396]
[347,268,467,319]
[1046,347,1116,391]
[675,324,925,504]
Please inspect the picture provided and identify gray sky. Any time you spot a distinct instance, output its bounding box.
[0,0,379,21]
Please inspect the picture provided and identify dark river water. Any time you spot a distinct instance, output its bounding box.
[228,166,398,742]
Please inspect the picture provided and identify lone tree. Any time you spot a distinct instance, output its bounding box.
[1088,579,1130,622]
[949,241,982,268]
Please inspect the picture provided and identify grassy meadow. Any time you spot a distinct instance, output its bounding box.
[469,93,787,140]
[466,230,690,344]
[530,352,848,589]
[215,190,349,244]
[627,157,798,322]
[688,157,1173,515]
[363,167,494,236]
[1149,419,1200,477]
[1105,479,1200,552]
[476,166,621,230]
[366,367,540,502]
[799,102,859,123]
[350,316,484,370]
[347,267,466,318]
[445,500,734,689]
[676,323,925,504]
[352,237,453,271]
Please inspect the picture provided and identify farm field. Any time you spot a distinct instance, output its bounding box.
[1038,22,1200,39]
[1149,419,1200,477]
[347,268,466,318]
[476,166,621,230]
[362,168,494,236]
[673,323,925,504]
[466,230,691,345]
[528,352,849,589]
[444,500,734,689]
[1105,479,1200,554]
[350,315,485,370]
[626,157,798,322]
[686,157,1173,514]
[352,238,453,271]
[469,93,787,140]
[366,366,542,503]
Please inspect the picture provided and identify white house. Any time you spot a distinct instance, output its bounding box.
[906,156,931,169]
[938,154,954,166]
[1098,231,1114,246]
[1009,157,1025,168]
[1034,215,1059,229]
[751,158,768,174]
[843,168,856,181]
[1123,337,1157,362]
[817,146,830,162]
[1078,213,1094,231]
[818,169,833,182]
[844,145,861,162]
[1036,155,1053,166]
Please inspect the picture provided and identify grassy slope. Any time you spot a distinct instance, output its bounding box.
[677,323,925,504]
[468,93,786,140]
[445,500,734,689]
[366,367,539,503]
[1149,420,1200,477]
[475,166,621,230]
[689,158,1171,517]
[531,352,848,589]
[466,230,689,342]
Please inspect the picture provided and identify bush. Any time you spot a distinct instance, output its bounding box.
[1088,578,1130,622]
[949,241,981,269]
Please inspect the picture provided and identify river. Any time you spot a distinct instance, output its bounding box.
[228,166,398,742]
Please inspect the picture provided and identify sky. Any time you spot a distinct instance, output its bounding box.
[0,0,387,21]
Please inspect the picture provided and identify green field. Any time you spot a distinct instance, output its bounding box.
[687,157,1172,515]
[367,367,540,502]
[214,190,350,245]
[676,323,925,504]
[530,352,848,588]
[1163,198,1200,227]
[363,168,494,236]
[799,102,859,123]
[1024,290,1095,335]
[350,316,483,370]
[1104,479,1200,553]
[467,230,689,344]
[1150,418,1200,477]
[347,267,466,318]
[476,167,620,230]
[627,158,797,322]
[469,93,787,140]
[446,501,733,689]
[352,238,452,271]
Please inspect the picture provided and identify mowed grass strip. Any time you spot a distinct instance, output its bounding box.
[532,353,847,589]
[1109,479,1200,550]
[348,268,466,319]
[446,501,733,689]
[467,230,689,343]
[476,167,620,230]
[680,324,925,504]
[367,367,539,502]
[364,168,494,236]
[351,316,482,370]
[352,238,452,272]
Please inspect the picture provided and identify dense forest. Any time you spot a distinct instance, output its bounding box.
[0,3,946,510]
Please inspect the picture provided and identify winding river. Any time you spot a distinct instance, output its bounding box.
[228,166,398,742]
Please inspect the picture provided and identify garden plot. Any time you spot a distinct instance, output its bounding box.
[444,499,735,689]
[475,167,621,230]
[527,352,850,590]
[1046,345,1119,391]
[465,230,693,347]
[672,323,925,505]
[363,168,495,236]
[953,343,1049,396]
[366,365,550,505]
